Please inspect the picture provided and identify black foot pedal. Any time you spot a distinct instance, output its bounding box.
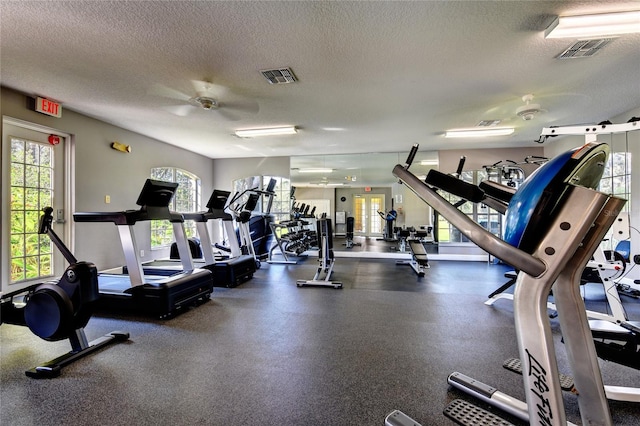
[503,358,574,391]
[444,399,514,426]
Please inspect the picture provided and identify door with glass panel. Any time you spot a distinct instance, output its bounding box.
[2,120,68,294]
[353,194,384,237]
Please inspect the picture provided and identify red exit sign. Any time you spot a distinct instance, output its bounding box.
[35,97,62,118]
[364,187,372,192]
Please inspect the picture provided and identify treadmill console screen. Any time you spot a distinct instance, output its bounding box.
[136,179,178,207]
[207,190,231,210]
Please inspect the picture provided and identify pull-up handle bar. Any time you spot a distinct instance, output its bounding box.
[403,144,419,169]
[454,156,466,177]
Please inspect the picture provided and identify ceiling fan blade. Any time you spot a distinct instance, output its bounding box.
[220,99,260,115]
[191,80,229,98]
[149,84,192,102]
[163,104,195,117]
[215,108,242,121]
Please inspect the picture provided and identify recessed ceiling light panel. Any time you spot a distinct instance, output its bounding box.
[235,126,297,137]
[444,127,515,138]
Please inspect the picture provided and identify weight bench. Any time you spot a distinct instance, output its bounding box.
[396,239,430,277]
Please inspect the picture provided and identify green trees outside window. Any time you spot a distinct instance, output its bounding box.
[9,138,54,283]
[150,167,201,248]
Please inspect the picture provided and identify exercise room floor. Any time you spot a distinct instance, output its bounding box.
[2,256,639,425]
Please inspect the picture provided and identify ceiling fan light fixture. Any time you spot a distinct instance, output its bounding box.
[544,11,640,39]
[444,127,515,138]
[235,126,297,138]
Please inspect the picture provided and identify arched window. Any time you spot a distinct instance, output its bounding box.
[150,167,201,249]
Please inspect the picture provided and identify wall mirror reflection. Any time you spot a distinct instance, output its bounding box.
[289,147,546,260]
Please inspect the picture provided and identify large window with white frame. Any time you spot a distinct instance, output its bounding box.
[262,176,291,223]
[599,144,631,250]
[437,170,502,243]
[9,138,54,283]
[150,167,201,249]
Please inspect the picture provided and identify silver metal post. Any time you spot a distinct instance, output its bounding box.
[552,196,625,425]
[513,185,610,426]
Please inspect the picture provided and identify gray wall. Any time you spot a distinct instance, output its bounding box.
[212,156,290,191]
[1,87,215,270]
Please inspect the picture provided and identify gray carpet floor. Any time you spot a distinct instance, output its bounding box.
[2,256,639,425]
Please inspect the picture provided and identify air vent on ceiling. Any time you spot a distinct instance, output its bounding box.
[260,67,297,84]
[477,120,502,127]
[557,38,613,59]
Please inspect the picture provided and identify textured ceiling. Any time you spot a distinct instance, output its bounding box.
[1,1,639,173]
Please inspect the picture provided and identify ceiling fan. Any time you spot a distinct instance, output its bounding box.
[150,79,259,121]
[514,94,545,121]
[477,92,591,125]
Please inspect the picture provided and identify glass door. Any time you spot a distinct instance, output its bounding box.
[353,194,384,237]
[2,119,69,294]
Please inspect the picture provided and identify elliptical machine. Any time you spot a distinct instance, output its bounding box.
[1,207,129,378]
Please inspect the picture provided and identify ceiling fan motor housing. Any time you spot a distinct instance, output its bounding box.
[191,96,218,110]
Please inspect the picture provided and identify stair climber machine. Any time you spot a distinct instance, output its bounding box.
[73,179,214,319]
[385,139,638,426]
[131,189,257,287]
[1,207,129,378]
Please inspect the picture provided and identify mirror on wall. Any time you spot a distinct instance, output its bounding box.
[290,151,439,239]
[290,151,438,189]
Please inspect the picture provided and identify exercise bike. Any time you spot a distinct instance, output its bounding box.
[1,207,129,378]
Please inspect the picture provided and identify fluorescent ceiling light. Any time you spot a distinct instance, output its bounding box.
[298,168,333,174]
[235,126,297,137]
[420,160,439,166]
[545,11,640,39]
[444,127,515,138]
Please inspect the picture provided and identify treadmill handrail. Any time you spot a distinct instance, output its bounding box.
[74,206,185,225]
[393,164,546,277]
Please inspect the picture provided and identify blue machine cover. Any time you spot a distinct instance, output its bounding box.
[503,143,609,252]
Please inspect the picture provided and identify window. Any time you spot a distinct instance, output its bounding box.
[262,176,291,223]
[150,167,201,249]
[9,138,54,283]
[437,170,502,243]
[599,148,631,250]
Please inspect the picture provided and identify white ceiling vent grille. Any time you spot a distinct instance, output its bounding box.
[260,68,297,84]
[557,39,613,59]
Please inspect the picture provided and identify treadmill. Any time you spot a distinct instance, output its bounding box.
[137,189,257,287]
[73,179,214,318]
